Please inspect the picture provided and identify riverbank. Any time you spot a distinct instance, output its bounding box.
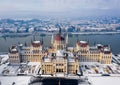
[0,31,120,37]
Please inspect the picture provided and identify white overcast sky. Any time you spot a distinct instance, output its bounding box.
[0,0,120,18]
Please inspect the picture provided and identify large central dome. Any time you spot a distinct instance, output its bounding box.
[55,33,64,41]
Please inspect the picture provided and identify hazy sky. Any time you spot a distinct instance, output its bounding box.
[0,0,120,18]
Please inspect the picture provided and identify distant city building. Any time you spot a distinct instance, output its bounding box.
[0,18,120,33]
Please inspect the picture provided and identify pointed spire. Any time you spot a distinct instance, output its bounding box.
[51,34,54,44]
[41,36,43,45]
[94,41,96,46]
[76,34,79,42]
[31,39,33,44]
[87,39,89,43]
[33,35,35,41]
[58,24,61,35]
[24,42,27,46]
[76,36,79,42]
[66,34,68,44]
[9,47,11,53]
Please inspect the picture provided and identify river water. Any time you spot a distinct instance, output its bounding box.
[0,34,120,54]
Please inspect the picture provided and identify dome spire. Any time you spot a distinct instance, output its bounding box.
[66,34,68,44]
[58,24,61,35]
[51,34,54,44]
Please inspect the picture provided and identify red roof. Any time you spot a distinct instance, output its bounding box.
[55,33,64,41]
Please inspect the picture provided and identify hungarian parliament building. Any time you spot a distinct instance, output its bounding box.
[8,30,112,76]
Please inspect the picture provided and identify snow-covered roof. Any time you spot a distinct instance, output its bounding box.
[90,47,99,52]
[0,54,8,58]
[56,57,64,61]
[33,41,40,43]
[104,48,110,51]
[90,46,97,49]
[22,46,30,50]
[44,58,51,62]
[18,44,23,47]
[68,53,74,57]
[32,40,41,47]
[80,41,87,43]
[56,50,64,56]
[11,48,17,51]
[0,54,9,62]
[27,62,40,65]
[97,44,103,47]
[68,58,75,62]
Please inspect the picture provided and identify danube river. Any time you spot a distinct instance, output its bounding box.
[0,34,120,54]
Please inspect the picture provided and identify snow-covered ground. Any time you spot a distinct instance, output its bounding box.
[0,76,120,85]
[88,76,120,85]
[0,76,30,85]
[112,54,120,64]
[0,64,7,75]
[0,62,40,76]
[80,62,120,75]
[0,54,120,85]
[0,54,9,64]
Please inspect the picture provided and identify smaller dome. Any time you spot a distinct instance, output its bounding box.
[77,41,88,47]
[55,33,64,41]
[9,45,18,53]
[32,40,41,47]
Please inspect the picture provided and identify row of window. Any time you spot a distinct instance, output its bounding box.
[102,56,111,58]
[56,64,64,66]
[56,69,64,72]
[10,56,19,58]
